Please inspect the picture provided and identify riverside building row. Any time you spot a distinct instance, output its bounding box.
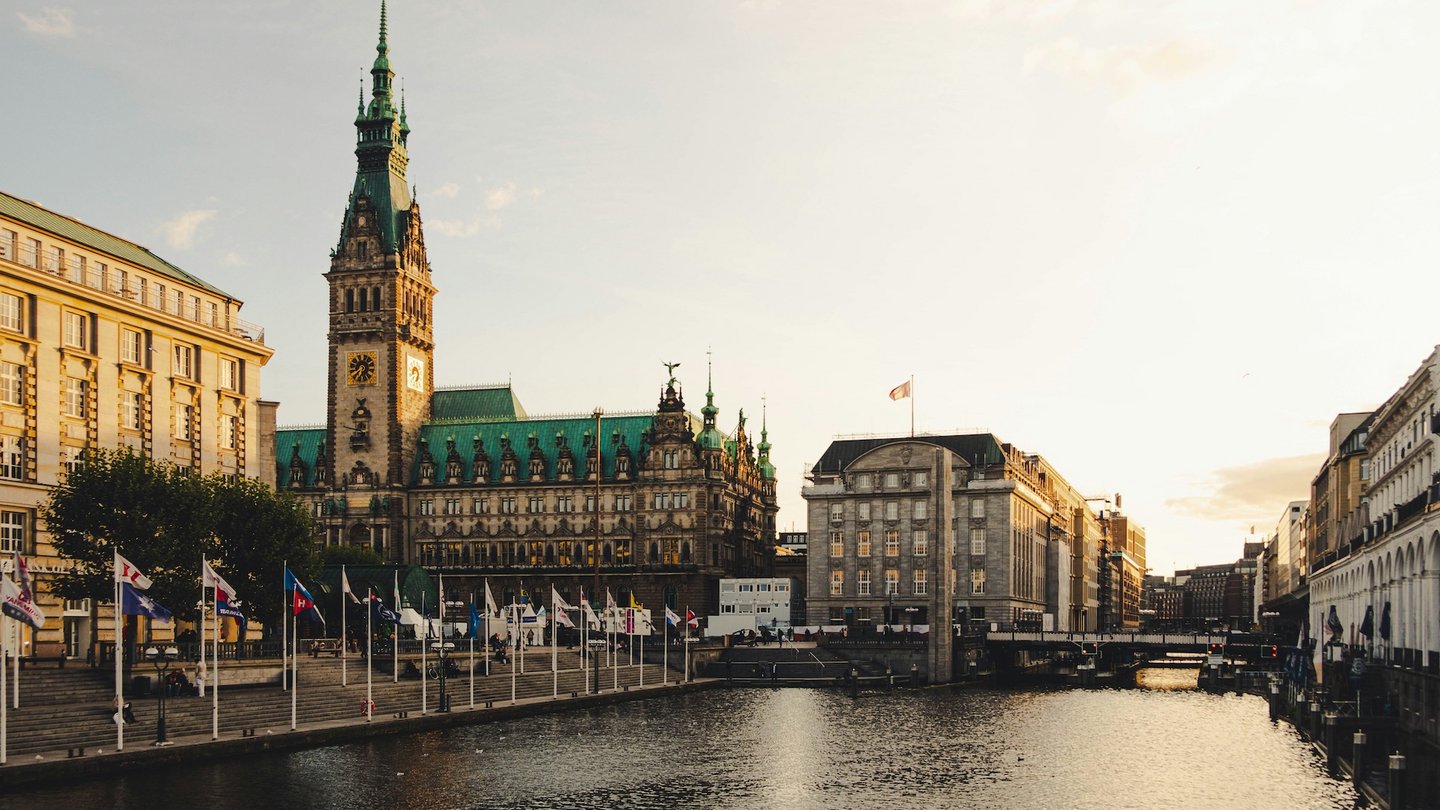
[801,434,1146,634]
[0,190,275,658]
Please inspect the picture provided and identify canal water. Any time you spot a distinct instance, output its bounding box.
[3,670,1356,809]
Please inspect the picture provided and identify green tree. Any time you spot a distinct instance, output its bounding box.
[43,448,320,633]
[208,475,318,628]
[319,544,384,567]
[44,449,215,618]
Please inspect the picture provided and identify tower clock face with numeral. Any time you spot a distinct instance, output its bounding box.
[346,351,377,386]
[406,354,426,392]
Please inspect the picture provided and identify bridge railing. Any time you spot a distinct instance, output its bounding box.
[984,630,1228,646]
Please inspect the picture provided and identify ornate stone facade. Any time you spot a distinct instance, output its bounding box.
[276,8,778,615]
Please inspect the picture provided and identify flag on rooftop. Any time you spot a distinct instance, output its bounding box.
[889,380,911,400]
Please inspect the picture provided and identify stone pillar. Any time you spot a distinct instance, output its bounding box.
[1352,730,1368,787]
[1387,754,1406,809]
[1323,714,1337,774]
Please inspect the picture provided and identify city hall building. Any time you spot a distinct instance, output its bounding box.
[274,9,779,616]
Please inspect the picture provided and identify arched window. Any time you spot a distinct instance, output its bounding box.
[681,542,692,564]
[344,288,355,313]
[602,543,613,564]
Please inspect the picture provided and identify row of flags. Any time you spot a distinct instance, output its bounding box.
[1325,602,1394,643]
[7,550,705,637]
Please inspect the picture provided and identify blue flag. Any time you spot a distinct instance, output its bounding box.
[469,603,482,639]
[285,568,325,626]
[1359,605,1374,638]
[217,597,246,631]
[1378,602,1391,642]
[370,594,399,624]
[121,582,172,623]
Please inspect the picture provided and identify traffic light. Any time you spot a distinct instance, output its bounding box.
[1082,642,1099,655]
[1262,644,1279,659]
[1207,643,1224,655]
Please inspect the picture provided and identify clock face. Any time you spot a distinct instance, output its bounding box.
[346,352,377,386]
[406,355,425,392]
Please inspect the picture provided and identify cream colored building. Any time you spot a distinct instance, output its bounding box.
[0,190,273,658]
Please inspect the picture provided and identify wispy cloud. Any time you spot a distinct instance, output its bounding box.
[484,183,517,211]
[1166,453,1323,525]
[160,209,216,250]
[431,182,461,199]
[1024,36,1222,93]
[17,6,74,37]
[221,251,245,267]
[429,216,501,238]
[947,0,1079,25]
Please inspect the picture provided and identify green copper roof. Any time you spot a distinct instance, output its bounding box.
[430,385,527,422]
[277,427,328,488]
[0,190,233,299]
[412,414,654,485]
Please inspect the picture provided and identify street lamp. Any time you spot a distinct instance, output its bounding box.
[432,638,456,712]
[144,645,179,745]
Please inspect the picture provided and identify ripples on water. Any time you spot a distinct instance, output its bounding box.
[4,669,1357,810]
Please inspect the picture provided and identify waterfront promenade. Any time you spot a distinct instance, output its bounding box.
[0,649,696,790]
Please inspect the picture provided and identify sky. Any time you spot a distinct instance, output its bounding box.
[7,0,1440,575]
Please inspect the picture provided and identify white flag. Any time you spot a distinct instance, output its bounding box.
[889,380,912,400]
[201,560,237,602]
[484,580,498,617]
[665,606,681,627]
[341,565,361,604]
[551,586,573,613]
[115,551,153,590]
[554,609,574,628]
[1,573,45,629]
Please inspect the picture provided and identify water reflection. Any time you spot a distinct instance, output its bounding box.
[2,674,1356,810]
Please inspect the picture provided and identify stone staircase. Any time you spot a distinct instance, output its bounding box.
[1,651,670,758]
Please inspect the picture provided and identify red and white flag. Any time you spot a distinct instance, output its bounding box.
[115,551,153,590]
[202,560,237,603]
[889,380,912,401]
[686,609,699,628]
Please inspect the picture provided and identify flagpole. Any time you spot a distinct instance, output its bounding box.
[290,599,298,731]
[366,587,373,723]
[469,591,475,710]
[639,613,644,688]
[551,589,558,699]
[2,613,9,764]
[509,601,517,705]
[212,571,219,741]
[910,374,915,438]
[663,611,668,686]
[114,549,124,752]
[483,581,491,677]
[581,590,588,694]
[684,604,690,683]
[392,569,399,684]
[421,589,428,716]
[341,564,348,688]
[281,560,288,692]
[11,615,17,710]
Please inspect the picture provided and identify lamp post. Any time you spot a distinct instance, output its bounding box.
[432,637,455,712]
[144,645,179,746]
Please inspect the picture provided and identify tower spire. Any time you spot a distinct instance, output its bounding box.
[378,0,389,57]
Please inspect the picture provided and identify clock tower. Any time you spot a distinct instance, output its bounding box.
[325,0,435,493]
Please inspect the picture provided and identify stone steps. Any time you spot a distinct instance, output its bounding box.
[2,661,668,757]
